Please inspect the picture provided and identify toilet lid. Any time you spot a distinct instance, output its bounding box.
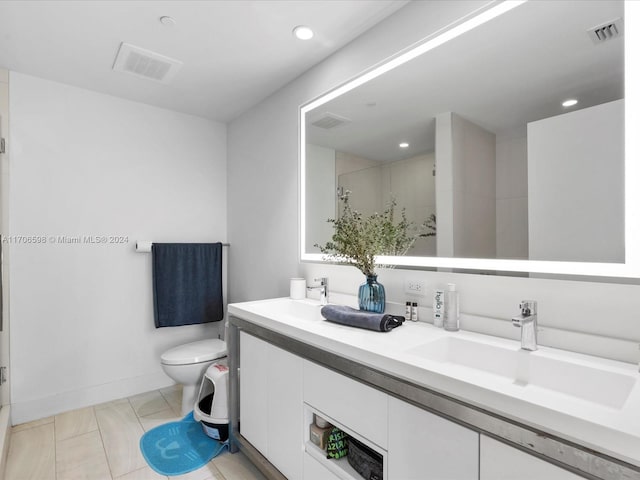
[161,339,227,366]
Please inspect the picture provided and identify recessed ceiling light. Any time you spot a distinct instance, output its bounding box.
[562,99,578,107]
[399,142,409,148]
[293,25,314,40]
[160,16,176,27]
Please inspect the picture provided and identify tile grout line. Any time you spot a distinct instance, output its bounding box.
[53,415,57,480]
[130,392,169,480]
[129,396,149,435]
[93,405,116,480]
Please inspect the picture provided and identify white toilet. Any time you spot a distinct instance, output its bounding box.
[160,338,228,415]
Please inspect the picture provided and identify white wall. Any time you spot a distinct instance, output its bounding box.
[9,72,227,423]
[0,68,11,409]
[335,152,436,256]
[387,153,436,256]
[452,114,496,259]
[437,112,496,258]
[305,144,335,252]
[528,99,624,263]
[496,134,528,259]
[227,0,639,364]
[338,159,384,216]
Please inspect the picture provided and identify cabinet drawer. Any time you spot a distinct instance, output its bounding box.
[480,435,584,480]
[303,360,388,449]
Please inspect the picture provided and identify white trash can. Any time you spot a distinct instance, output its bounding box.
[194,363,229,441]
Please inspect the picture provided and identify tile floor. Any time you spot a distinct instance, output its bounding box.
[5,385,267,480]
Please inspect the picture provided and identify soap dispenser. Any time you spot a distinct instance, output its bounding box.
[444,283,459,331]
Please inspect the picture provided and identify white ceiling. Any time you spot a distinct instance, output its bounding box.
[0,0,408,122]
[307,0,624,163]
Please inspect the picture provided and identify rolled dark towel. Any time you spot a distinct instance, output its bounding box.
[321,305,405,332]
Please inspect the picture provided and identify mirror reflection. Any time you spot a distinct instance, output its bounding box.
[304,0,624,264]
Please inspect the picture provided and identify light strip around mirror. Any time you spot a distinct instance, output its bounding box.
[301,0,640,279]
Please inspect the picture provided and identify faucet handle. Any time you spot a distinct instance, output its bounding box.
[314,277,328,286]
[519,300,537,316]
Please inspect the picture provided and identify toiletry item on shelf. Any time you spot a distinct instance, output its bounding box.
[411,302,418,322]
[347,436,383,480]
[326,427,349,459]
[315,414,330,429]
[310,422,332,450]
[405,301,412,320]
[433,289,444,328]
[444,283,460,331]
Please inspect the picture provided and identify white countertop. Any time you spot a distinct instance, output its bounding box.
[228,296,640,468]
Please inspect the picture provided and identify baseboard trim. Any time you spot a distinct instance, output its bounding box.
[11,372,174,425]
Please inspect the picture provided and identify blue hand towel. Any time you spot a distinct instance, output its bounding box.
[152,243,223,328]
[320,305,405,332]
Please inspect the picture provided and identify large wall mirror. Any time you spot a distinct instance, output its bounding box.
[301,0,640,279]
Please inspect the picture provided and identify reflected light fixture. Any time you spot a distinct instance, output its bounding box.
[399,142,409,148]
[562,98,578,107]
[293,25,314,40]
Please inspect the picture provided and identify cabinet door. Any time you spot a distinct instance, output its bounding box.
[303,360,388,449]
[266,341,303,480]
[480,435,584,480]
[388,396,479,479]
[239,331,268,456]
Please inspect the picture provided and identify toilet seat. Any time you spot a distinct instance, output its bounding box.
[161,339,227,366]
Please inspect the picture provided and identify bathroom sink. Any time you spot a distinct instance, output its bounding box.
[405,336,519,379]
[235,297,325,323]
[405,336,636,408]
[279,298,325,321]
[526,354,635,408]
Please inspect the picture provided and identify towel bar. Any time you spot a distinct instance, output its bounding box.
[135,241,230,253]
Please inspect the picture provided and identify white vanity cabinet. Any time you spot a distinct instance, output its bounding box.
[388,396,479,479]
[239,330,589,480]
[239,332,304,479]
[480,435,584,480]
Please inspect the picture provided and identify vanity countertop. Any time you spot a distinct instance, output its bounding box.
[228,296,640,469]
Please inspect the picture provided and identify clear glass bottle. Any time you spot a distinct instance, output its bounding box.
[444,283,459,331]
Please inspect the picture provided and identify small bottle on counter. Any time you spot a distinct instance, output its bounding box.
[405,301,412,320]
[433,289,444,328]
[411,302,418,322]
[444,283,459,331]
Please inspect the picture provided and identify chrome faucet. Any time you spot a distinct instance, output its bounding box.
[307,277,328,305]
[512,300,538,351]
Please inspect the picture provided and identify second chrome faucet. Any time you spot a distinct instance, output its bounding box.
[512,300,538,351]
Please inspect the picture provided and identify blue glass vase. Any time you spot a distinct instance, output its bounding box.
[358,274,385,313]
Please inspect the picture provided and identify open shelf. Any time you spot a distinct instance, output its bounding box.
[305,440,365,480]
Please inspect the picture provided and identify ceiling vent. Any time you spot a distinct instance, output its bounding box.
[588,18,623,44]
[311,112,352,129]
[112,42,183,84]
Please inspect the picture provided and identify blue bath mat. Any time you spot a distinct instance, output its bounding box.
[140,412,228,476]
